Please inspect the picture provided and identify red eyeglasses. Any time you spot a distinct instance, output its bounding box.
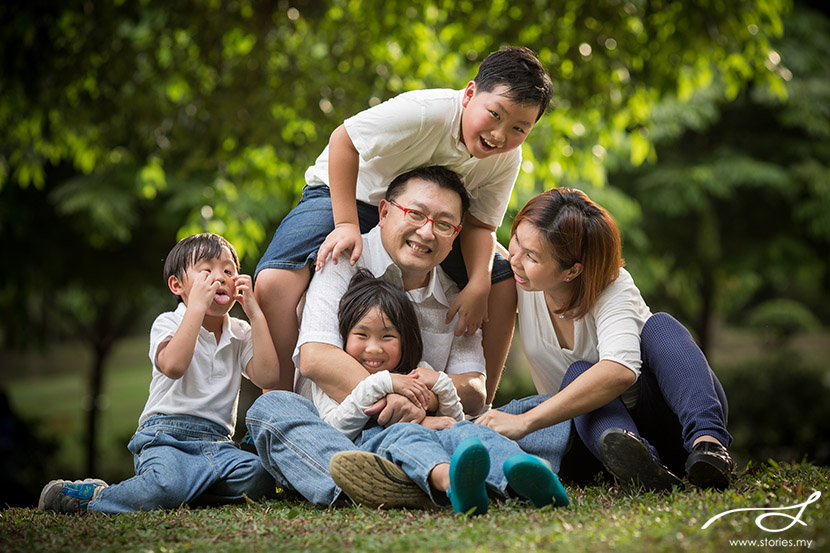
[388,201,462,236]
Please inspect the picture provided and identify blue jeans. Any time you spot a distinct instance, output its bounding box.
[562,312,731,478]
[496,396,572,473]
[245,391,570,506]
[88,415,275,513]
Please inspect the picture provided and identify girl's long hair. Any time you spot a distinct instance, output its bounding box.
[338,269,423,374]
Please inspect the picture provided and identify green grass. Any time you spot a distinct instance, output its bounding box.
[1,461,826,553]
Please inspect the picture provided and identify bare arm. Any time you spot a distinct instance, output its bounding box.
[299,341,372,403]
[447,215,496,337]
[156,273,216,379]
[477,360,636,439]
[316,124,363,269]
[236,275,280,390]
[448,371,487,416]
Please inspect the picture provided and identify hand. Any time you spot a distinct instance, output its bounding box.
[420,416,457,430]
[390,373,431,410]
[189,271,221,312]
[475,409,530,440]
[365,394,425,426]
[315,224,363,271]
[231,274,259,317]
[446,281,490,337]
[408,366,440,389]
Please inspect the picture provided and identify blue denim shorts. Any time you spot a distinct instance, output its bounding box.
[255,185,513,287]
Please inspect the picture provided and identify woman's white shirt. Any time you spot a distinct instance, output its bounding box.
[516,268,651,408]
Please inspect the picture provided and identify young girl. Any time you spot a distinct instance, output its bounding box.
[311,269,464,440]
[312,269,569,514]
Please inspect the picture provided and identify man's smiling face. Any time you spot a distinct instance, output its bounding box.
[378,177,463,290]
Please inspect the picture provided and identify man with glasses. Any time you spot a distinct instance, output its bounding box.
[245,166,566,508]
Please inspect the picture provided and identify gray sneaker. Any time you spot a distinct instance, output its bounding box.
[329,451,435,510]
[38,478,109,513]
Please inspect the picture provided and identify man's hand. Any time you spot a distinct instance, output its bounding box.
[364,394,426,426]
[420,416,457,430]
[315,223,363,271]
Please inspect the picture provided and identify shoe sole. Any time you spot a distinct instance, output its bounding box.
[448,437,490,515]
[686,458,731,490]
[598,429,682,492]
[329,451,435,510]
[503,454,569,508]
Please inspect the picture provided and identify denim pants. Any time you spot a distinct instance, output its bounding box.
[245,391,570,507]
[531,312,731,479]
[88,415,275,513]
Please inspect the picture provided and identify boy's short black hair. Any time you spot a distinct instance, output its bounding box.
[475,46,553,122]
[338,269,423,374]
[385,166,470,224]
[163,233,240,302]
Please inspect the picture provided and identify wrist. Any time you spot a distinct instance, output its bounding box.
[466,275,491,291]
[333,220,359,229]
[519,411,539,437]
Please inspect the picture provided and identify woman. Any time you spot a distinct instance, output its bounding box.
[477,188,734,491]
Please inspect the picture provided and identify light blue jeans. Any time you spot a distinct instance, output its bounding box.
[496,394,573,466]
[245,391,570,506]
[88,415,275,513]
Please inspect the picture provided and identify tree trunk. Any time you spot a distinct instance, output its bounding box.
[696,268,715,356]
[85,343,110,476]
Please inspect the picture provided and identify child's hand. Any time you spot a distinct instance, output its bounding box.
[315,224,363,271]
[190,271,221,312]
[409,366,439,388]
[232,274,260,317]
[446,281,489,337]
[389,373,431,410]
[420,416,457,430]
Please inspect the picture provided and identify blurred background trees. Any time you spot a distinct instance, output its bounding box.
[1,0,828,498]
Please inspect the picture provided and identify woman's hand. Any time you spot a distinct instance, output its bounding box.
[475,409,531,440]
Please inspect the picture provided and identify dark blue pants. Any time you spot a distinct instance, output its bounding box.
[561,312,731,479]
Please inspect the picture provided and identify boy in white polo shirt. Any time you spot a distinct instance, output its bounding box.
[39,233,279,513]
[254,46,554,408]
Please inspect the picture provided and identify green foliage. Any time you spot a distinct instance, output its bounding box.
[1,0,791,253]
[746,299,821,343]
[718,350,830,465]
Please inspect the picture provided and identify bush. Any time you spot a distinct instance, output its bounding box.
[717,351,830,465]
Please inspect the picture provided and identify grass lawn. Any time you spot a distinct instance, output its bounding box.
[1,461,826,553]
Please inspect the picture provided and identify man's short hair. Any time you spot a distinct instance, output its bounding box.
[475,46,553,122]
[385,166,470,222]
